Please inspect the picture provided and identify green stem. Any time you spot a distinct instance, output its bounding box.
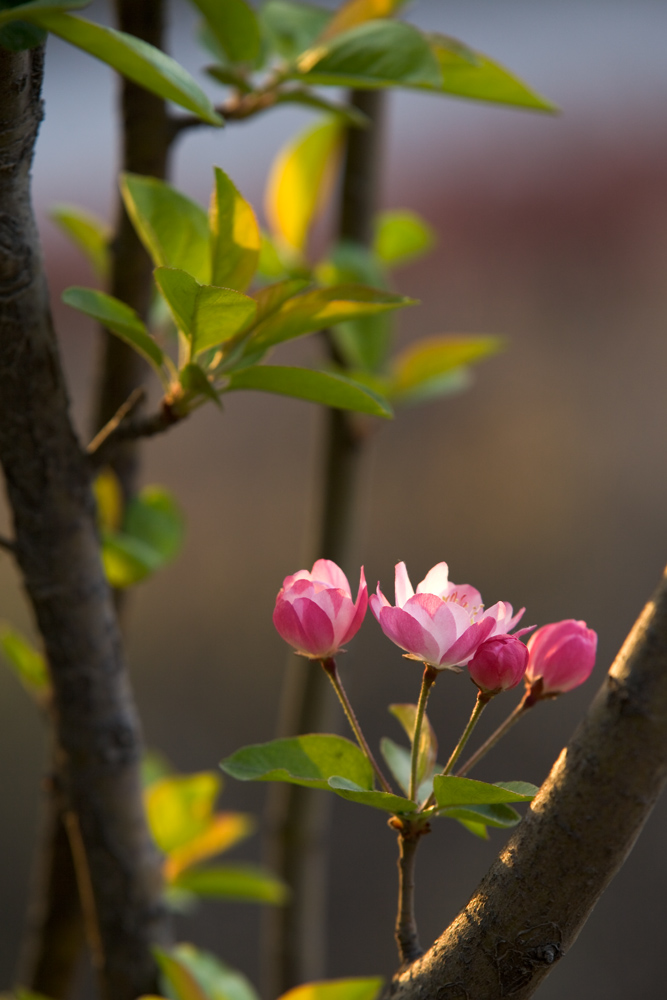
[409,666,438,802]
[320,658,393,793]
[456,692,533,777]
[443,691,490,776]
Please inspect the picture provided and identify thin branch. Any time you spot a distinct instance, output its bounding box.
[393,823,426,967]
[86,387,146,456]
[88,403,182,468]
[385,565,667,999]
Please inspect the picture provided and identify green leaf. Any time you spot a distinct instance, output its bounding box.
[432,775,537,809]
[173,863,288,904]
[296,20,442,90]
[379,738,411,797]
[0,0,88,27]
[373,210,435,267]
[210,167,261,292]
[221,734,374,791]
[155,948,210,1000]
[25,12,223,125]
[457,818,488,840]
[390,335,502,405]
[179,362,222,407]
[253,278,311,325]
[440,802,522,829]
[51,203,111,279]
[172,943,260,1000]
[319,0,408,42]
[495,781,540,798]
[0,624,50,698]
[190,0,260,65]
[388,703,437,788]
[125,486,185,563]
[266,117,343,252]
[257,230,289,281]
[146,771,221,854]
[327,776,416,814]
[142,750,174,788]
[121,174,211,283]
[279,979,383,1000]
[226,366,392,418]
[101,532,164,588]
[247,284,413,350]
[427,34,557,112]
[154,267,257,355]
[62,287,165,375]
[259,0,331,62]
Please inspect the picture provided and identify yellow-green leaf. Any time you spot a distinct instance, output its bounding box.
[373,209,435,267]
[146,772,221,854]
[279,979,383,1000]
[0,625,50,699]
[50,203,111,278]
[265,117,343,252]
[164,812,255,882]
[155,950,210,1000]
[319,0,407,42]
[173,863,288,904]
[209,167,260,292]
[94,468,123,533]
[390,335,503,404]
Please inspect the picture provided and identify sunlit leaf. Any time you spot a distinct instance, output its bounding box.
[0,0,88,27]
[327,776,416,813]
[173,943,260,1000]
[296,21,442,90]
[432,775,537,809]
[101,532,164,588]
[439,802,521,829]
[24,12,223,124]
[226,366,392,417]
[164,813,255,882]
[373,210,435,267]
[428,34,557,112]
[154,267,257,355]
[179,362,222,407]
[278,979,383,1000]
[319,0,407,42]
[190,0,260,65]
[146,772,221,854]
[155,949,209,1000]
[94,467,123,533]
[173,863,288,904]
[210,167,261,291]
[62,286,166,376]
[142,751,173,788]
[390,335,502,405]
[0,625,50,699]
[221,734,374,791]
[121,174,211,283]
[50,203,111,278]
[265,117,343,252]
[125,486,185,563]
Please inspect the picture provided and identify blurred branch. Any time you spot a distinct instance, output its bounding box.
[263,88,386,998]
[386,566,667,999]
[0,533,15,553]
[88,401,182,467]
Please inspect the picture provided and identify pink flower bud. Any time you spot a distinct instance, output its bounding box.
[468,634,529,695]
[273,559,367,659]
[525,619,597,695]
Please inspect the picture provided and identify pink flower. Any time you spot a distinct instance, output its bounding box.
[468,634,529,695]
[525,619,597,695]
[273,559,368,659]
[370,561,521,670]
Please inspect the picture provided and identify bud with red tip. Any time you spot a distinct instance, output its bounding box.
[468,634,529,696]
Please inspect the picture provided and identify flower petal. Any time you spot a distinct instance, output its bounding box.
[377,606,441,665]
[417,562,450,597]
[273,598,311,653]
[341,568,368,645]
[293,597,336,657]
[440,615,495,667]
[394,562,415,607]
[311,558,351,596]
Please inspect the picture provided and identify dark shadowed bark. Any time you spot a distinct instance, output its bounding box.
[385,566,667,1000]
[0,47,168,1000]
[263,89,385,998]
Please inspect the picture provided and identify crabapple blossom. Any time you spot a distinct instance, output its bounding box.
[468,634,529,695]
[525,619,597,695]
[273,559,367,659]
[370,561,525,670]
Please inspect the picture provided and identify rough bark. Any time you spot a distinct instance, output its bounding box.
[0,47,168,1000]
[385,565,667,1000]
[263,89,385,997]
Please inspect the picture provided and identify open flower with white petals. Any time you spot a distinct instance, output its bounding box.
[371,561,525,670]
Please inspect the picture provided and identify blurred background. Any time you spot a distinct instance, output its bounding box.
[2,1,667,997]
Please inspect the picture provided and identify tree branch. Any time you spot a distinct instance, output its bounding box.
[0,532,15,552]
[0,47,168,1000]
[385,565,667,1000]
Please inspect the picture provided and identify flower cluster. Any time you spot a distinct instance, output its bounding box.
[273,558,597,698]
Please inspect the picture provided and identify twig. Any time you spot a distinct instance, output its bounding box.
[88,403,181,468]
[86,387,145,456]
[393,823,425,967]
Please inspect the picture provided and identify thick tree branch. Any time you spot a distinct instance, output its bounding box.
[385,565,667,1000]
[263,89,385,997]
[0,532,15,552]
[0,47,168,1000]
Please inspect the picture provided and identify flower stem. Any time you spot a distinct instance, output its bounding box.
[409,665,438,802]
[456,691,534,777]
[442,691,490,776]
[320,658,393,793]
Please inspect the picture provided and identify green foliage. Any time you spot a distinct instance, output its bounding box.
[50,203,111,279]
[121,174,211,283]
[327,776,416,814]
[389,703,437,789]
[173,863,288,904]
[257,1,331,62]
[432,775,538,809]
[156,948,210,1000]
[190,0,261,66]
[226,366,392,417]
[20,10,222,124]
[221,734,375,791]
[389,335,503,406]
[279,979,383,1000]
[154,268,256,357]
[171,943,260,1000]
[0,624,50,700]
[373,210,435,267]
[210,167,261,291]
